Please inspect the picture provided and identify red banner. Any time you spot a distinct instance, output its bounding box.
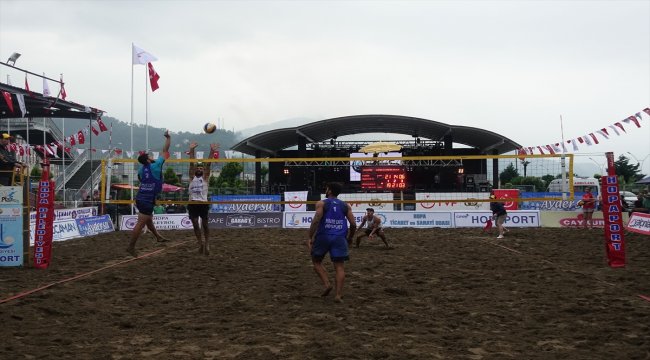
[601,174,626,268]
[493,189,519,210]
[33,163,55,269]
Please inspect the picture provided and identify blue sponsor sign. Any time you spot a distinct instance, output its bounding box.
[76,215,115,237]
[209,195,281,213]
[519,192,584,211]
[0,204,24,267]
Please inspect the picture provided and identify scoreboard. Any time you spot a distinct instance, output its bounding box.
[360,166,407,190]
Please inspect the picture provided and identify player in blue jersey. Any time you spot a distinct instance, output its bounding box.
[307,182,357,302]
[127,130,171,256]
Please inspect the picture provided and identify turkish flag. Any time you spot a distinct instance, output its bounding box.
[91,126,99,136]
[2,91,14,113]
[213,150,220,159]
[148,62,160,92]
[97,118,108,132]
[77,130,85,145]
[69,135,76,146]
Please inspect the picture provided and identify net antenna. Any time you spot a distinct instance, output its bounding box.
[560,115,567,201]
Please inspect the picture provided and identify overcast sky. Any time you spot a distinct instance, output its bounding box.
[1,0,649,173]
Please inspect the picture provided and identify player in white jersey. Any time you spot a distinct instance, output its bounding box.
[187,142,219,255]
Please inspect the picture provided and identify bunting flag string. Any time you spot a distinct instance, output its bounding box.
[517,108,648,155]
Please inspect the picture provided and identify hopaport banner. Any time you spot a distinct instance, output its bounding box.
[208,213,283,229]
[33,180,55,269]
[602,152,625,268]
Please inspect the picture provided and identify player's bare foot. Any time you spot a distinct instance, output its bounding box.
[126,247,138,257]
[156,236,169,243]
[204,244,210,255]
[334,296,343,303]
[321,286,333,297]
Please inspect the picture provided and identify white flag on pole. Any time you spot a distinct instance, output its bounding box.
[132,44,158,65]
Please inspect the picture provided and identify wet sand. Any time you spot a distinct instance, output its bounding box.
[1,228,649,359]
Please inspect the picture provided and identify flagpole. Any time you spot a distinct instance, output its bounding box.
[145,66,149,152]
[130,43,135,215]
[62,117,66,207]
[556,115,560,201]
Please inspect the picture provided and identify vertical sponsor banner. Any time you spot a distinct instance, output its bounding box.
[493,189,519,210]
[601,172,625,268]
[0,186,24,267]
[33,180,55,269]
[284,191,308,212]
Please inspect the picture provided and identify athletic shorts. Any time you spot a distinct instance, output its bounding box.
[364,228,382,236]
[311,234,349,262]
[135,200,154,216]
[187,204,210,219]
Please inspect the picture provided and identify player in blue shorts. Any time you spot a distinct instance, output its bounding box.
[307,182,357,302]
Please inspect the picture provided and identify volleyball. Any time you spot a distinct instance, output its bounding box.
[203,123,217,134]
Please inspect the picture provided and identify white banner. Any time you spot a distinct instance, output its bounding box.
[324,193,394,212]
[283,211,453,229]
[30,219,81,244]
[416,192,490,211]
[284,191,308,212]
[453,210,541,228]
[30,206,98,223]
[119,214,194,231]
[626,212,650,235]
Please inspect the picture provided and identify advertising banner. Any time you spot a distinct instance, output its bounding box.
[208,213,283,229]
[326,193,394,212]
[519,192,582,211]
[284,211,366,229]
[626,212,650,235]
[375,211,453,228]
[415,192,490,211]
[209,195,281,213]
[0,186,24,267]
[33,180,55,269]
[601,174,625,268]
[453,210,540,228]
[76,215,115,237]
[493,189,519,210]
[284,191,308,212]
[30,206,98,223]
[538,211,624,228]
[283,211,453,229]
[119,214,194,231]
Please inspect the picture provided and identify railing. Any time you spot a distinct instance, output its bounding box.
[72,149,120,201]
[54,149,89,191]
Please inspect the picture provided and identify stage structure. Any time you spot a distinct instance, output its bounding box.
[231,115,522,197]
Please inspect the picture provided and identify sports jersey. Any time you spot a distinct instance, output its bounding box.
[316,198,348,237]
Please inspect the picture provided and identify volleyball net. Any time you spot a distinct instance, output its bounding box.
[99,153,575,209]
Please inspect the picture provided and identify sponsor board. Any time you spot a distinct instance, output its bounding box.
[416,192,490,211]
[284,191,308,212]
[325,193,394,212]
[30,219,81,244]
[626,212,650,235]
[538,211,629,228]
[30,206,98,223]
[283,211,453,229]
[453,211,540,228]
[208,213,283,229]
[0,186,22,205]
[119,214,194,230]
[0,201,24,267]
[209,195,281,213]
[76,215,115,236]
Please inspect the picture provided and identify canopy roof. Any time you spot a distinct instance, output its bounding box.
[232,115,521,156]
[0,82,104,119]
